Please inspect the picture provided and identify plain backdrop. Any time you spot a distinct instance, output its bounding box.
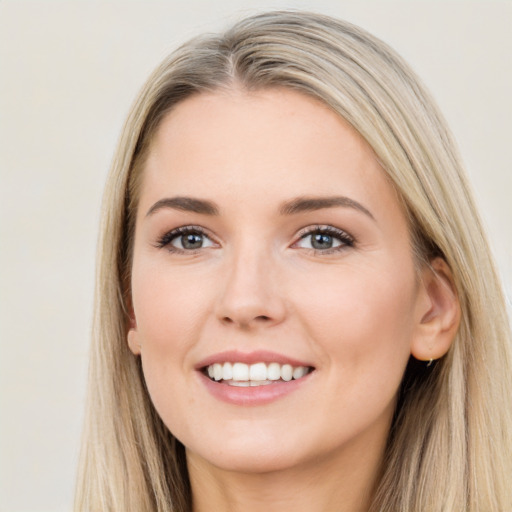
[0,1,510,511]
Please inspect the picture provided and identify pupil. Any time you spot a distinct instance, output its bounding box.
[312,233,333,249]
[182,233,203,249]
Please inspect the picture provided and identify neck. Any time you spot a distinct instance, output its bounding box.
[187,434,386,512]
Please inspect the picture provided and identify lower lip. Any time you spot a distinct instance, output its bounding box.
[198,372,313,406]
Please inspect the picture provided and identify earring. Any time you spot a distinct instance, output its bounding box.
[426,358,434,367]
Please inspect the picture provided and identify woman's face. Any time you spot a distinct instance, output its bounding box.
[129,88,428,474]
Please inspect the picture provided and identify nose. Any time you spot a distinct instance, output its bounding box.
[215,247,287,330]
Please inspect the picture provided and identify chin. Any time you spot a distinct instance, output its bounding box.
[185,432,309,474]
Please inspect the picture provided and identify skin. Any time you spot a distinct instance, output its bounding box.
[128,88,459,512]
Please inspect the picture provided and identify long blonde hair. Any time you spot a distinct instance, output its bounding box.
[75,11,512,511]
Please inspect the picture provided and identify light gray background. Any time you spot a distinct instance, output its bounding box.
[1,1,510,511]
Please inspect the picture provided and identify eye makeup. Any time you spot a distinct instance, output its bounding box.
[293,225,355,255]
[154,223,355,257]
[155,225,217,253]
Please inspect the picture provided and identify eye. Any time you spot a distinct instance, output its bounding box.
[156,226,216,252]
[294,226,354,253]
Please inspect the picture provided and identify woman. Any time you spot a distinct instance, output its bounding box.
[75,11,512,512]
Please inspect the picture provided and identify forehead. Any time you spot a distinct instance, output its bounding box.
[140,87,404,225]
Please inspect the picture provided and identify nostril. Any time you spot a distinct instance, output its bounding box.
[221,314,271,328]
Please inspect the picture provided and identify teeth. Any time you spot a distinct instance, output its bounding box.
[250,380,273,386]
[293,366,306,379]
[213,363,223,381]
[281,364,293,382]
[205,361,311,384]
[249,362,267,381]
[229,381,251,387]
[222,362,233,380]
[227,380,273,387]
[267,362,281,380]
[232,362,249,381]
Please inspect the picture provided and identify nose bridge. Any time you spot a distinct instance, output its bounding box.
[216,239,286,328]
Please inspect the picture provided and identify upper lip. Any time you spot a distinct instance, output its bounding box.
[195,350,314,370]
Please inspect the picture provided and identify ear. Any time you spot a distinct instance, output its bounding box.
[127,308,141,356]
[410,257,461,362]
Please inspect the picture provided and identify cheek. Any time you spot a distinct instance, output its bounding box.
[132,259,211,347]
[294,259,417,380]
[286,262,417,445]
[130,261,212,416]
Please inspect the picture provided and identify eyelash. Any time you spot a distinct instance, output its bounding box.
[155,225,355,255]
[155,225,214,253]
[295,225,355,254]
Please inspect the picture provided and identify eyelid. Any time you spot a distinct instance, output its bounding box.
[154,223,354,254]
[155,225,219,252]
[292,224,355,253]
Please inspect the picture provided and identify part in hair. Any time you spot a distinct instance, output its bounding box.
[75,10,512,512]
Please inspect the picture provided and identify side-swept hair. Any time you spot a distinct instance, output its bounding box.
[75,11,512,512]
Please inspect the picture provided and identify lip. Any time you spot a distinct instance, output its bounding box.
[194,349,313,369]
[194,350,315,406]
[197,370,314,406]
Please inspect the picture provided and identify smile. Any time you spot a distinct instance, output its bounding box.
[205,362,313,386]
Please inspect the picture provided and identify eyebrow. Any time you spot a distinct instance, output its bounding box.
[279,196,375,220]
[145,195,374,220]
[146,196,219,217]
